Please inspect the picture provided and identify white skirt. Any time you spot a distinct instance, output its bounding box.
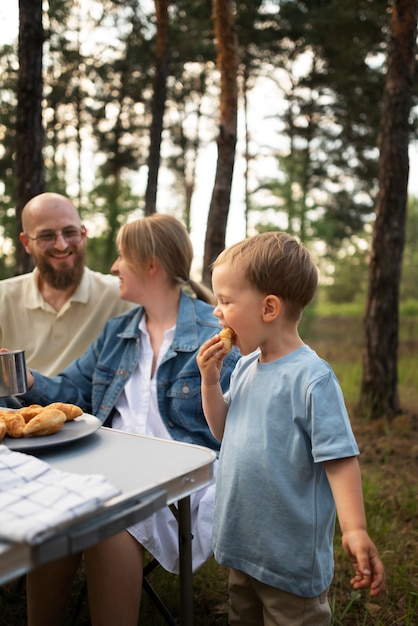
[127,474,216,574]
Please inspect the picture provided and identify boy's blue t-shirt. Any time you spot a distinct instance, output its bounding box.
[213,345,359,598]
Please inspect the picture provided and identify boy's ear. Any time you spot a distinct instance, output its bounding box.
[262,295,281,321]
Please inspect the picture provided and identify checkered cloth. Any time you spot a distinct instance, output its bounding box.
[0,444,121,544]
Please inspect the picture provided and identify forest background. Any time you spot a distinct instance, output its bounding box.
[0,1,418,413]
[0,0,417,276]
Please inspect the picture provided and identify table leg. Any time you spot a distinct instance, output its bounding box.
[178,495,193,626]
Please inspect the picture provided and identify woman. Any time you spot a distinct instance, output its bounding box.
[23,214,239,626]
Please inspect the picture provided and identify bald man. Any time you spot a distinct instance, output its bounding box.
[0,193,133,376]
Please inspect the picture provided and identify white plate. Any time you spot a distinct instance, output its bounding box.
[3,413,101,452]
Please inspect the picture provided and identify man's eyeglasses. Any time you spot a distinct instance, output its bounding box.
[25,227,85,249]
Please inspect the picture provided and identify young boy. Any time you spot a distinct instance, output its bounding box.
[197,232,385,625]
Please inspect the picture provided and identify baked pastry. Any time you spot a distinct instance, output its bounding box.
[18,404,44,423]
[46,402,83,421]
[5,413,25,438]
[23,408,66,437]
[219,327,236,353]
[1,402,83,439]
[0,418,6,441]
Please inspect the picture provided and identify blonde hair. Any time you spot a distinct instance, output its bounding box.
[213,231,318,319]
[117,213,216,305]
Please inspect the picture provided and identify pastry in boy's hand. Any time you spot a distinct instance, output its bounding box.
[219,327,236,353]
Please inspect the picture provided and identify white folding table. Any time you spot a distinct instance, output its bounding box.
[0,427,217,625]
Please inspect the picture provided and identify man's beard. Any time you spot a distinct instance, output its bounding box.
[36,248,86,291]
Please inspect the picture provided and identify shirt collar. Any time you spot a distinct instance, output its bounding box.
[25,267,89,309]
[118,291,201,352]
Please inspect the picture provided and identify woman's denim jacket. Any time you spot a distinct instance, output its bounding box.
[22,291,239,452]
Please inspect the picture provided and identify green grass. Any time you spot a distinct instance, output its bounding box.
[301,314,418,626]
[1,314,417,625]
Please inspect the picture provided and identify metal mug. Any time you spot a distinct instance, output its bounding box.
[0,350,28,397]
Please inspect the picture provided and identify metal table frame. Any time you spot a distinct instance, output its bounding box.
[0,427,216,625]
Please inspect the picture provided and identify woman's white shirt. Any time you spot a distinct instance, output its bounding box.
[112,316,174,439]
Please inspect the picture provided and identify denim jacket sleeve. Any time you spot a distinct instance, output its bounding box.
[23,344,98,415]
[154,294,240,452]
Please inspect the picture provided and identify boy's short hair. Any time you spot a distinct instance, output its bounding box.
[213,231,318,319]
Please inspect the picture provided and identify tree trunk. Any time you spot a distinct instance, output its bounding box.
[241,66,250,239]
[360,0,418,420]
[145,0,170,215]
[16,0,45,275]
[202,0,238,286]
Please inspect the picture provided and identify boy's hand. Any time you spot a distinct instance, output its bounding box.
[197,335,227,386]
[197,335,231,441]
[342,530,385,597]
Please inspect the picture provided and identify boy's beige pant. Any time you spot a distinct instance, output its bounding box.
[228,568,331,626]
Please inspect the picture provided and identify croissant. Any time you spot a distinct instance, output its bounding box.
[18,404,44,423]
[0,418,6,441]
[5,413,25,438]
[23,408,66,437]
[46,402,83,421]
[219,327,236,353]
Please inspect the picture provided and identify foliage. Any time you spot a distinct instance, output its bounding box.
[0,45,19,249]
[249,0,390,249]
[313,194,418,307]
[83,176,143,272]
[401,196,418,301]
[323,241,369,304]
[1,0,413,276]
